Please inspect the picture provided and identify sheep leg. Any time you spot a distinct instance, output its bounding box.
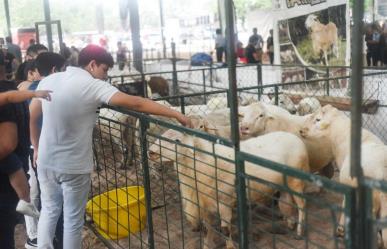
[181,185,201,230]
[324,50,329,66]
[219,204,236,249]
[379,192,387,248]
[337,199,345,237]
[279,192,297,229]
[288,177,306,238]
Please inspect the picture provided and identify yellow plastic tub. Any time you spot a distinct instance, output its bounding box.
[86,186,146,239]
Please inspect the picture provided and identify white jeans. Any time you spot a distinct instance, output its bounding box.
[37,168,90,249]
[25,157,40,239]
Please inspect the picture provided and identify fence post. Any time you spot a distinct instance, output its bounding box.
[202,70,207,104]
[142,73,148,98]
[364,186,376,249]
[128,50,132,71]
[274,85,279,106]
[351,0,366,248]
[325,67,330,96]
[139,118,155,249]
[257,64,263,100]
[209,61,214,88]
[224,0,248,248]
[172,42,178,97]
[180,96,185,114]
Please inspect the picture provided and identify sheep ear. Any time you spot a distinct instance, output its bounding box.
[267,113,275,120]
[204,120,218,131]
[238,113,244,118]
[319,121,330,130]
[321,104,333,113]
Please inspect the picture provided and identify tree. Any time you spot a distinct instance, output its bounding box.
[233,0,271,27]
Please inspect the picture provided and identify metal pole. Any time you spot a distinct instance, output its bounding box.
[158,0,166,58]
[139,119,155,249]
[4,0,11,37]
[350,0,366,248]
[217,0,223,35]
[350,0,364,185]
[171,42,178,97]
[43,0,53,52]
[128,0,143,72]
[225,0,247,249]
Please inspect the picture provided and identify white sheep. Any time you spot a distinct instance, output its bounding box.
[175,130,308,247]
[300,105,387,245]
[206,96,229,110]
[239,102,334,174]
[297,97,321,116]
[269,94,297,114]
[305,14,338,65]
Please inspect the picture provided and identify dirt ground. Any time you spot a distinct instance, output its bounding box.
[14,151,346,249]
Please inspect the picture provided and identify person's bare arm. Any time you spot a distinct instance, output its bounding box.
[0,122,18,160]
[0,90,52,106]
[109,92,192,127]
[29,99,43,167]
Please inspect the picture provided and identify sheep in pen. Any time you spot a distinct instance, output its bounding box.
[305,14,339,66]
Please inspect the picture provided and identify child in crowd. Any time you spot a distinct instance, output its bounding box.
[0,89,51,218]
[17,60,40,90]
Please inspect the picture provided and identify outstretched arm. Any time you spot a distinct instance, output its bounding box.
[109,92,192,127]
[0,90,52,106]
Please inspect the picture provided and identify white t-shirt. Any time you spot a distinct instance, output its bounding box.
[36,67,119,174]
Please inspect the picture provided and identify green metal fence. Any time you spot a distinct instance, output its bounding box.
[85,68,387,249]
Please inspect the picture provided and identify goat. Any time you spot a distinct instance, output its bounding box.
[305,14,338,65]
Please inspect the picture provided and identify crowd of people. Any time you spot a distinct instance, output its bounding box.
[365,22,387,67]
[214,27,274,65]
[0,42,192,249]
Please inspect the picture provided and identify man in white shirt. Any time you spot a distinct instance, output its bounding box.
[29,44,191,249]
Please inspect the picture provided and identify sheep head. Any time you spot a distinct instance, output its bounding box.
[305,14,318,30]
[239,102,274,139]
[269,94,297,114]
[299,104,337,139]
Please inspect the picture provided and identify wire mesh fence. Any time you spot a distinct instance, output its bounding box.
[86,67,387,249]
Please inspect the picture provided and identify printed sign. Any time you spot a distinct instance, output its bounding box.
[273,0,349,88]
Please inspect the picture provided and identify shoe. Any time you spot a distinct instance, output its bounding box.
[16,200,40,218]
[25,237,37,248]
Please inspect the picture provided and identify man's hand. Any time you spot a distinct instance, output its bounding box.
[176,113,193,128]
[33,90,52,101]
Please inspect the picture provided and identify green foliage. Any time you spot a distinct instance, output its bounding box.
[296,37,346,66]
[349,0,373,10]
[234,0,272,21]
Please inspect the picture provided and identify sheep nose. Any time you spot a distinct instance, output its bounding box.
[240,126,249,132]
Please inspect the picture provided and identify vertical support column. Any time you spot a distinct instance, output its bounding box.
[350,0,366,248]
[171,42,178,97]
[325,67,330,96]
[43,0,53,52]
[158,0,167,58]
[257,64,262,100]
[139,119,155,249]
[57,21,63,51]
[128,0,143,73]
[224,1,247,249]
[202,70,207,104]
[4,0,11,37]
